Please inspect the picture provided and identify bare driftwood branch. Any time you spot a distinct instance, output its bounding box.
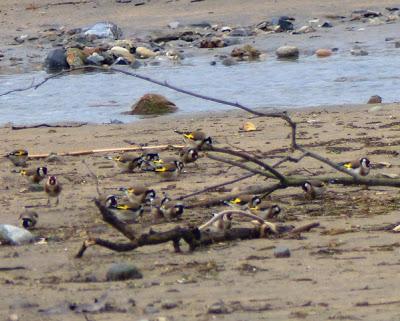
[208,146,286,181]
[176,173,256,201]
[185,183,284,209]
[26,144,185,159]
[75,200,318,257]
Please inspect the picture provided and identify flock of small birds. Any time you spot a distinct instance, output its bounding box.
[4,131,372,234]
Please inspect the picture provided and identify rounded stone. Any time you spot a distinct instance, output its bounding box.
[136,46,157,58]
[44,48,69,72]
[367,95,382,104]
[130,94,178,115]
[273,246,291,258]
[276,45,299,59]
[66,48,87,68]
[315,48,332,57]
[0,224,34,245]
[106,263,143,281]
[110,46,135,63]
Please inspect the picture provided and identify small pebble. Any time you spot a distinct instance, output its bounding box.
[274,246,291,258]
[106,263,143,281]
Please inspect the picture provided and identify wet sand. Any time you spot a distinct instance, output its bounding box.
[1,103,400,320]
[1,0,400,73]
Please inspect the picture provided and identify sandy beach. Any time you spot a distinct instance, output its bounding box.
[1,103,400,320]
[1,0,400,320]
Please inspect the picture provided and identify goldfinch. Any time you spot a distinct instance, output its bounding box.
[105,195,144,224]
[19,211,38,229]
[111,154,143,173]
[120,185,156,204]
[229,194,262,210]
[159,196,184,219]
[20,166,47,184]
[340,157,370,176]
[153,160,184,181]
[180,147,199,164]
[45,176,62,206]
[252,204,281,220]
[6,149,29,167]
[301,180,325,200]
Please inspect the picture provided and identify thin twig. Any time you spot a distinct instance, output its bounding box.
[176,173,256,201]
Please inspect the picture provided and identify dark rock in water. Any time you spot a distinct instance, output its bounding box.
[221,57,237,66]
[83,22,122,40]
[199,37,225,48]
[106,263,143,281]
[44,48,68,72]
[274,16,295,31]
[321,21,333,28]
[113,57,130,65]
[274,246,291,258]
[231,44,261,60]
[210,61,217,66]
[368,95,382,104]
[256,20,273,31]
[130,94,178,115]
[350,46,368,56]
[276,45,299,59]
[352,9,381,18]
[223,37,241,47]
[0,224,34,245]
[86,53,105,65]
[395,41,400,48]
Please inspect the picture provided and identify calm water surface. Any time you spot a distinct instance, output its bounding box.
[0,48,398,125]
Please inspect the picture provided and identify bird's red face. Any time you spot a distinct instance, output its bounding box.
[48,176,57,185]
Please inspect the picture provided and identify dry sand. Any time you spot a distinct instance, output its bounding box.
[1,103,400,320]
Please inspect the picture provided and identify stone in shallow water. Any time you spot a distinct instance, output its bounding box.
[0,224,34,245]
[276,45,299,59]
[44,48,68,72]
[368,95,382,104]
[130,94,178,115]
[106,263,143,281]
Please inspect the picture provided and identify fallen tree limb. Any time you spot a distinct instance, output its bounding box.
[24,144,185,159]
[76,200,319,257]
[10,122,88,130]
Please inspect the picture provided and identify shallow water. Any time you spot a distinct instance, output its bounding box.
[0,48,399,125]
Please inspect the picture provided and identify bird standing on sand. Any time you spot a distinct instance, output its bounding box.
[6,149,29,167]
[45,176,62,206]
[302,180,325,200]
[159,196,184,220]
[121,185,156,204]
[180,147,199,164]
[111,154,144,173]
[175,130,213,150]
[152,160,184,181]
[228,194,261,210]
[340,157,370,176]
[19,211,38,229]
[104,195,144,224]
[20,166,47,184]
[251,204,281,220]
